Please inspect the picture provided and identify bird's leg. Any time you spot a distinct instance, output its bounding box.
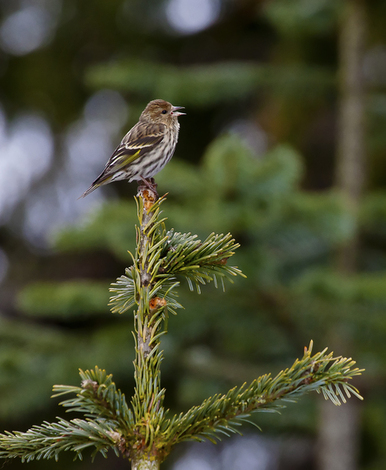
[148,177,158,194]
[137,177,159,199]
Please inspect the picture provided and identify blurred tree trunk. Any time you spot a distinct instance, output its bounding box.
[335,0,366,272]
[317,1,366,469]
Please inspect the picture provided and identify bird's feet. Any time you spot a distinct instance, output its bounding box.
[137,177,159,200]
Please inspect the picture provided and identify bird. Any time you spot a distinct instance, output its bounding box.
[80,99,185,198]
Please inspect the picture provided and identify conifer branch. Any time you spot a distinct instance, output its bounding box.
[0,342,362,464]
[0,417,121,462]
[0,190,363,470]
[160,341,363,449]
[109,204,244,314]
[52,366,134,431]
[130,188,168,469]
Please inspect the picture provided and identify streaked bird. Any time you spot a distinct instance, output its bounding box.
[81,99,185,198]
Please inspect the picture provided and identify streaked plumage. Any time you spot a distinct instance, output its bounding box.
[81,99,185,198]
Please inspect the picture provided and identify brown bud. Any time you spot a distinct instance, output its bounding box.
[149,296,167,312]
[137,187,157,210]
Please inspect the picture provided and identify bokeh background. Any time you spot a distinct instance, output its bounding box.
[1,0,386,469]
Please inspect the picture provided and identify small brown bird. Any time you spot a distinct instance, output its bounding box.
[81,99,185,198]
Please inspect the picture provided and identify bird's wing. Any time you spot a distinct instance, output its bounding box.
[79,122,166,198]
[106,122,166,172]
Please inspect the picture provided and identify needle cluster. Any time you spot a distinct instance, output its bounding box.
[0,193,363,470]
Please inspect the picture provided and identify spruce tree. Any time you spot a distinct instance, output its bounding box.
[0,187,363,469]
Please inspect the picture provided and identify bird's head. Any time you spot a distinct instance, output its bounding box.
[140,99,185,124]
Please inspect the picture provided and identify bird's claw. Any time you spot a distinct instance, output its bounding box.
[137,177,159,201]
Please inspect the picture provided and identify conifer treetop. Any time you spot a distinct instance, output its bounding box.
[0,191,363,469]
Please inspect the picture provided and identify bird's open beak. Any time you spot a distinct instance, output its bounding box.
[171,106,186,116]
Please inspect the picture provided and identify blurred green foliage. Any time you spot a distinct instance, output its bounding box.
[1,0,386,468]
[18,281,111,319]
[13,136,383,409]
[86,59,335,106]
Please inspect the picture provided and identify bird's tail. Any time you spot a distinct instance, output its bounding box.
[79,174,113,199]
[78,184,97,199]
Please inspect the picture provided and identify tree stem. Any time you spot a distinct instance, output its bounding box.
[131,456,160,470]
[137,188,158,358]
[131,187,163,469]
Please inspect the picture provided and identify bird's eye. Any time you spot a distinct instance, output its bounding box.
[161,110,167,114]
